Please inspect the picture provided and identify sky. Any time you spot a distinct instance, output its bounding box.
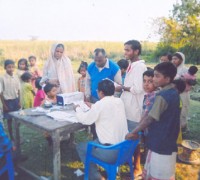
[0,0,177,42]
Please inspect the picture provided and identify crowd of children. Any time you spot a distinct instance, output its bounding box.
[0,41,199,180]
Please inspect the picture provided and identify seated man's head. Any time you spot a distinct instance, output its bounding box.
[94,48,107,68]
[143,69,156,93]
[97,79,115,99]
[153,62,177,88]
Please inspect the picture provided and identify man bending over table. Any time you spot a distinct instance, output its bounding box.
[74,79,128,180]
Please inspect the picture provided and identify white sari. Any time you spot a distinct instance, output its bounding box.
[40,44,75,93]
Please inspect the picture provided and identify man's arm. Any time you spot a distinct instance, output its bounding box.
[75,103,100,125]
[122,65,146,93]
[114,70,122,85]
[85,72,91,101]
[126,115,154,139]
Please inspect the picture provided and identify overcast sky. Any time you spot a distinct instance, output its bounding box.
[0,0,177,41]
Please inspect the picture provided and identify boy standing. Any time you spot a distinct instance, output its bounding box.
[126,62,180,180]
[117,40,147,177]
[117,59,129,85]
[75,80,128,180]
[0,60,21,141]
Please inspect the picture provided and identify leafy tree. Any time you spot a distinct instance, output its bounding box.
[154,0,200,64]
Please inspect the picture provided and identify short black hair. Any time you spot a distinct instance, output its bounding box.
[161,53,172,61]
[4,59,15,69]
[56,44,65,50]
[21,72,32,82]
[173,79,186,94]
[154,62,177,82]
[188,66,198,75]
[98,79,115,96]
[44,83,56,94]
[117,59,129,70]
[18,58,29,70]
[35,77,42,90]
[143,69,154,78]
[28,56,36,60]
[124,40,142,55]
[77,61,88,73]
[94,48,106,56]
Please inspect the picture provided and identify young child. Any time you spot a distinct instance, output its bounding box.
[172,52,188,79]
[17,58,29,81]
[180,66,198,131]
[21,72,35,109]
[119,40,147,177]
[172,52,189,130]
[42,83,57,146]
[142,69,157,125]
[34,77,45,107]
[160,53,172,63]
[172,79,186,145]
[75,79,128,180]
[0,60,21,141]
[77,61,88,93]
[43,83,57,105]
[117,59,129,85]
[126,62,180,180]
[28,56,41,91]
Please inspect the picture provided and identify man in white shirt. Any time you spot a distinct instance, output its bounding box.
[116,40,147,177]
[75,79,128,180]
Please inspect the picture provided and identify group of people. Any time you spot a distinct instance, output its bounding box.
[0,40,198,180]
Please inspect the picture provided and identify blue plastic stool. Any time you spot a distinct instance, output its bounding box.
[0,150,15,180]
[84,139,139,180]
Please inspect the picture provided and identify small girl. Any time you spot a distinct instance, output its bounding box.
[42,83,57,146]
[17,58,29,81]
[34,77,45,107]
[21,72,35,109]
[77,61,88,93]
[43,83,57,105]
[28,56,41,91]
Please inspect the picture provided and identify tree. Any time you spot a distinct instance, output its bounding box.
[154,0,200,64]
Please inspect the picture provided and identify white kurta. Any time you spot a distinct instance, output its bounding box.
[121,60,147,122]
[75,96,128,144]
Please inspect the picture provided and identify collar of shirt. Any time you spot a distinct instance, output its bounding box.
[160,83,174,91]
[5,73,14,78]
[96,58,109,72]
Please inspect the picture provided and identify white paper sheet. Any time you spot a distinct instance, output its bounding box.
[46,111,78,123]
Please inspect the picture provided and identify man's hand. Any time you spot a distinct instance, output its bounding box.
[85,102,92,108]
[125,132,139,140]
[3,105,9,112]
[115,85,123,92]
[18,102,21,109]
[73,104,80,111]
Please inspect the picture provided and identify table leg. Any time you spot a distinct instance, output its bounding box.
[52,130,61,180]
[14,120,21,156]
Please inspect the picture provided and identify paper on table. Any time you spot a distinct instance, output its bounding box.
[32,107,50,113]
[46,111,78,123]
[73,101,90,112]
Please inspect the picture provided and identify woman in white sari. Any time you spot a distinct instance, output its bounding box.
[40,43,75,93]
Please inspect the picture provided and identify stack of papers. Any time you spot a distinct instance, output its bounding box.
[46,111,78,123]
[73,101,90,112]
